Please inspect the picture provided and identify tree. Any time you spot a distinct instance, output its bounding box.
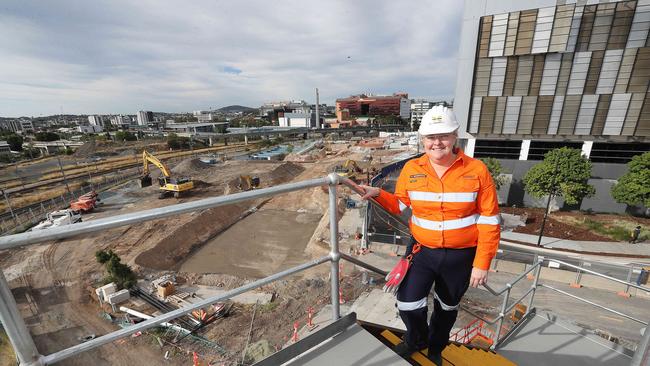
[167,133,189,150]
[35,132,60,141]
[523,147,595,206]
[611,152,650,208]
[95,250,137,289]
[479,157,507,190]
[115,131,136,142]
[6,134,23,151]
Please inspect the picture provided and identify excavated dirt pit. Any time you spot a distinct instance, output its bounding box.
[179,209,322,278]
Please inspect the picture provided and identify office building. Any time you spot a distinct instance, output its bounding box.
[88,115,104,127]
[455,0,650,164]
[136,111,154,126]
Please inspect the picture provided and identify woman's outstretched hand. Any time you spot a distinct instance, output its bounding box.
[358,185,380,200]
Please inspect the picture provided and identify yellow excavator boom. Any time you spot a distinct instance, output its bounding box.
[140,150,194,198]
[142,150,172,177]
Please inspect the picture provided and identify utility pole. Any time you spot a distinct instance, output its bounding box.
[56,155,74,198]
[315,88,320,129]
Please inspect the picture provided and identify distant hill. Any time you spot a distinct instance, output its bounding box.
[217,105,256,113]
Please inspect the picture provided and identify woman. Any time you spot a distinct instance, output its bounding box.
[360,106,500,364]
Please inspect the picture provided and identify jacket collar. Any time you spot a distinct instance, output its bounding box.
[416,147,468,167]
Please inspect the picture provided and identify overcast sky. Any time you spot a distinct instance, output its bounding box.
[0,0,463,117]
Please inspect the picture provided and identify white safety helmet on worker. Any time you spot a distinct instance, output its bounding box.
[418,105,459,136]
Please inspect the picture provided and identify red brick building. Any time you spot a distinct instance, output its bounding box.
[335,93,410,121]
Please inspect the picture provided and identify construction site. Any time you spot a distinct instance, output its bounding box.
[0,135,414,365]
[0,133,649,366]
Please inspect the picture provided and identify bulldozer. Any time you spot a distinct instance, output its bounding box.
[140,150,194,198]
[238,175,260,191]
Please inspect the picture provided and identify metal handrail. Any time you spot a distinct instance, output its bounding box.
[483,262,541,296]
[539,284,647,326]
[0,173,352,365]
[549,258,650,293]
[632,324,650,366]
[0,176,332,250]
[0,173,648,364]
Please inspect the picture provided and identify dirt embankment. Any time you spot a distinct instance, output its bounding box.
[134,162,306,270]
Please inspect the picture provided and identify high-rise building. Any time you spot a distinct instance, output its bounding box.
[0,120,22,133]
[136,111,154,126]
[88,115,104,127]
[455,0,650,164]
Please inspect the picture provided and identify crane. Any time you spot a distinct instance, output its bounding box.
[140,150,194,198]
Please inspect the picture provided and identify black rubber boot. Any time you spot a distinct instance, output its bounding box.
[393,341,417,358]
[427,351,442,366]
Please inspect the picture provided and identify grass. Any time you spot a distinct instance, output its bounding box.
[580,218,647,242]
[0,329,16,366]
[259,301,279,313]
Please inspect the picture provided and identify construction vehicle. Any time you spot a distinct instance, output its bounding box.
[238,175,260,191]
[140,150,194,198]
[32,209,82,231]
[70,191,100,213]
[333,159,365,182]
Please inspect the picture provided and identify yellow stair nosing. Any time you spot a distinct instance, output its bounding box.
[379,330,437,366]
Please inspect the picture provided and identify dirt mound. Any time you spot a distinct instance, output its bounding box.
[171,158,213,176]
[135,163,306,271]
[191,179,211,188]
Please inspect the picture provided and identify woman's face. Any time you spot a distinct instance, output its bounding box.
[421,132,457,164]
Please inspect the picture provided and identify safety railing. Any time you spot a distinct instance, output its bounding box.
[0,173,361,365]
[1,173,649,365]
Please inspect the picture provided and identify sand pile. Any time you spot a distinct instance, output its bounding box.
[171,158,213,176]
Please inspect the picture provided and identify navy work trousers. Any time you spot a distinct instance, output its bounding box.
[396,246,476,354]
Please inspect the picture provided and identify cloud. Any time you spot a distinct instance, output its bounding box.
[0,0,463,117]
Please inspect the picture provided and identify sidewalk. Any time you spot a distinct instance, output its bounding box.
[501,231,650,257]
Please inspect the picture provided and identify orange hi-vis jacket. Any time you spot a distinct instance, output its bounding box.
[375,149,501,270]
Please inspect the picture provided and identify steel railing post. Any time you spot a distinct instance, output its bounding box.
[526,261,543,313]
[0,271,42,365]
[492,285,511,349]
[328,173,341,321]
[625,267,633,295]
[575,263,582,286]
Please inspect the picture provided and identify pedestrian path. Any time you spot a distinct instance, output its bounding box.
[501,231,650,257]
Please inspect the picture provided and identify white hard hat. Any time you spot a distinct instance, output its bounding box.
[418,105,459,135]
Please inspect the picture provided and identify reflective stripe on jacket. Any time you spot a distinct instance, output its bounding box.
[375,149,500,270]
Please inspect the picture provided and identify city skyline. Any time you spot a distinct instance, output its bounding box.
[0,0,461,117]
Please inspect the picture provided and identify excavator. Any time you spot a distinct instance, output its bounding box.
[333,159,365,182]
[140,150,194,198]
[238,175,260,191]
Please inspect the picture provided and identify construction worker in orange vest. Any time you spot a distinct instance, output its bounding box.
[360,105,500,365]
